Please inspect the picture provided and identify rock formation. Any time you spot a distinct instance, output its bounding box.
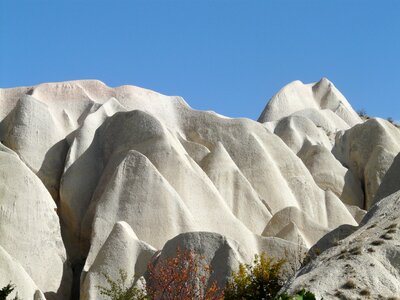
[283,189,400,299]
[0,143,71,300]
[0,78,398,299]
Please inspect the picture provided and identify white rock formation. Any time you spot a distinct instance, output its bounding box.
[199,142,272,234]
[333,118,400,209]
[259,79,366,209]
[270,115,332,153]
[375,152,400,202]
[149,231,304,289]
[0,95,67,200]
[262,207,330,249]
[0,144,71,299]
[299,144,364,207]
[81,221,156,300]
[150,232,251,289]
[284,189,400,299]
[0,245,45,300]
[1,78,393,299]
[258,78,362,128]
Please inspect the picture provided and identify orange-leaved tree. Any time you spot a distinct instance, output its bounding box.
[146,247,224,300]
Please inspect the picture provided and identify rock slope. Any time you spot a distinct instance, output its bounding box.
[0,143,71,300]
[0,78,398,299]
[284,189,400,299]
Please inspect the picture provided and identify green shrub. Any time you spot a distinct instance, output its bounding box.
[277,289,317,300]
[0,283,20,300]
[97,269,148,300]
[224,253,317,300]
[224,253,286,299]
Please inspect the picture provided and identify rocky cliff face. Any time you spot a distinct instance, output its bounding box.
[283,189,400,299]
[0,78,398,299]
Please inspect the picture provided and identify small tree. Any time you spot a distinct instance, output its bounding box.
[224,253,286,300]
[146,248,223,300]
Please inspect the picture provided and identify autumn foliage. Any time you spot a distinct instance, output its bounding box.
[146,247,224,300]
[97,250,318,300]
[98,247,223,300]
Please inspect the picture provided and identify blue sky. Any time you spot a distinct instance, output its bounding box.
[1,0,399,121]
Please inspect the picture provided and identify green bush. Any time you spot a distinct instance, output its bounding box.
[277,289,317,300]
[224,253,317,300]
[224,253,286,299]
[0,283,20,300]
[97,269,148,300]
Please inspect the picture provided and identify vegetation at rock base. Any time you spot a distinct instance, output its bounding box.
[277,289,317,300]
[98,251,317,300]
[97,269,148,300]
[224,253,285,300]
[146,247,223,300]
[0,283,20,300]
[224,253,317,300]
[98,247,223,300]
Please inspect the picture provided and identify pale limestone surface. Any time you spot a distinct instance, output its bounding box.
[81,147,197,271]
[34,80,356,278]
[150,232,251,290]
[333,118,400,209]
[199,142,272,234]
[0,144,71,299]
[260,81,366,209]
[270,115,332,154]
[0,245,44,300]
[0,78,386,299]
[375,152,400,201]
[258,78,362,128]
[299,144,364,207]
[283,190,400,299]
[262,207,330,249]
[0,95,66,200]
[81,222,156,300]
[150,231,305,289]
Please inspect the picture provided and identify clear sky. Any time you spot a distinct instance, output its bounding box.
[1,0,399,121]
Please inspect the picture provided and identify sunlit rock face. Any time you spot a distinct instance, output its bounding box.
[1,78,398,299]
[283,189,400,299]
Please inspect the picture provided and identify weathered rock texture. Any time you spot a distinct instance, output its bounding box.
[0,78,398,299]
[284,189,400,299]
